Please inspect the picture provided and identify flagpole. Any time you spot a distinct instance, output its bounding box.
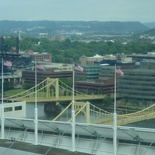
[71,62,75,152]
[34,59,38,145]
[1,58,4,139]
[113,64,117,155]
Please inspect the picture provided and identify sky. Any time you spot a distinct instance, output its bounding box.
[0,0,154,23]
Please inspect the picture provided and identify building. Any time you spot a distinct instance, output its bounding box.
[44,63,72,72]
[78,64,102,80]
[74,64,116,95]
[82,58,155,101]
[0,101,26,118]
[99,65,115,80]
[22,70,72,83]
[98,64,155,101]
[127,52,155,62]
[80,54,104,65]
[0,74,22,85]
[30,52,52,62]
[75,79,114,95]
[22,63,73,83]
[118,68,155,101]
[51,35,65,41]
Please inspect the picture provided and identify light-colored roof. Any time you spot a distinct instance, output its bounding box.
[1,118,155,155]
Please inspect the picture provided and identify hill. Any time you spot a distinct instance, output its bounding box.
[0,20,149,36]
[139,27,155,36]
[143,22,155,29]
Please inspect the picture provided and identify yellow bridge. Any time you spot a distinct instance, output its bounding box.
[4,77,155,125]
[53,101,155,126]
[4,78,104,102]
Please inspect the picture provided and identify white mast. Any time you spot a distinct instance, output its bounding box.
[34,60,38,145]
[113,64,117,155]
[1,58,4,139]
[71,63,75,152]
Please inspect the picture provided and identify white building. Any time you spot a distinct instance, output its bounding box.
[0,101,26,118]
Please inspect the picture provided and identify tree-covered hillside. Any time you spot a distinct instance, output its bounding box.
[141,28,155,36]
[0,20,148,36]
[2,37,155,63]
[143,22,155,29]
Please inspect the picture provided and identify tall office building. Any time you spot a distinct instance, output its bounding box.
[118,67,155,101]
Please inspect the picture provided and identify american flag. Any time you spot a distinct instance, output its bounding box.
[74,64,84,72]
[4,61,12,67]
[116,68,124,76]
[37,63,45,70]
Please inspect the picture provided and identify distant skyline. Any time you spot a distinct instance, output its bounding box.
[0,0,154,23]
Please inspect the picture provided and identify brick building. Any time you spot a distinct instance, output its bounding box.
[22,70,72,83]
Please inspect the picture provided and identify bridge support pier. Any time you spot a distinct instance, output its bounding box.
[56,101,60,106]
[44,102,61,116]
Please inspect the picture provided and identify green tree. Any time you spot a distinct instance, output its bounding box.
[0,81,14,92]
[103,95,113,106]
[22,83,34,89]
[3,36,155,63]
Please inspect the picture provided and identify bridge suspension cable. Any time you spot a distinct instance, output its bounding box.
[3,78,104,102]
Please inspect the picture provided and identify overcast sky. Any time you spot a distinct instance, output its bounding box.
[0,0,154,23]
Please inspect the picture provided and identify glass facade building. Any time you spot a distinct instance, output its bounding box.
[119,68,155,101]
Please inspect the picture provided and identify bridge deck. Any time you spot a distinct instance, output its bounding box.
[6,95,104,102]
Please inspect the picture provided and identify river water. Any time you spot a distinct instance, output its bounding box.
[26,102,69,120]
[26,103,42,118]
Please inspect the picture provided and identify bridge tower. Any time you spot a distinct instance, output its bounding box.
[44,78,61,115]
[46,78,59,104]
[75,102,90,123]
